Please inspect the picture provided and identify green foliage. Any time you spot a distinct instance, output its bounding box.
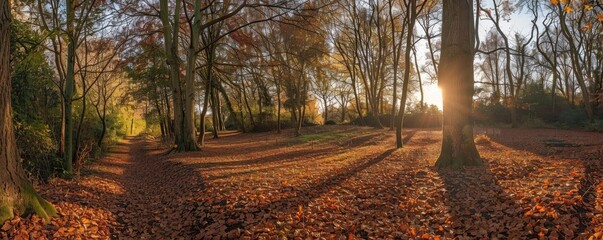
[351,104,442,128]
[519,83,572,122]
[10,19,63,181]
[585,120,603,132]
[474,102,511,125]
[293,131,350,143]
[402,104,442,128]
[10,19,60,123]
[14,121,62,182]
[557,108,589,128]
[474,83,599,129]
[325,120,337,125]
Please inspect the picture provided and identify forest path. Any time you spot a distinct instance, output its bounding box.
[5,136,207,239]
[97,136,205,239]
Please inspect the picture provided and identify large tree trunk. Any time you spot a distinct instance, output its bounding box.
[160,0,198,152]
[1,0,57,223]
[183,47,199,150]
[435,0,481,168]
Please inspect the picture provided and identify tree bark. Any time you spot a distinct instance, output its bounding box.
[396,0,420,148]
[435,0,481,168]
[63,0,76,175]
[1,0,57,223]
[160,0,198,152]
[197,79,210,145]
[276,77,282,133]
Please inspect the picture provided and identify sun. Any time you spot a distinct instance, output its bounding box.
[423,85,443,110]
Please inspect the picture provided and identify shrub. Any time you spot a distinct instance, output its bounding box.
[585,120,603,132]
[557,108,588,128]
[325,120,337,125]
[14,121,62,182]
[474,102,511,125]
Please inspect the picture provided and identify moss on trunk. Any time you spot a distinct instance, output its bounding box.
[0,183,57,224]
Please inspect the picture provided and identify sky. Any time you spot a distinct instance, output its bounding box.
[418,5,536,110]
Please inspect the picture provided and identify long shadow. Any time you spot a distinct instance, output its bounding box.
[263,148,397,209]
[189,148,396,235]
[485,128,603,236]
[197,146,338,169]
[437,163,533,238]
[402,130,418,145]
[112,139,209,238]
[207,127,374,155]
[22,141,140,238]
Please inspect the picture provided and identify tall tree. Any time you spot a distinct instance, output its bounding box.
[395,0,427,148]
[1,0,56,223]
[435,0,481,168]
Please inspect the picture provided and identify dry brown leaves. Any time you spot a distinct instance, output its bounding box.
[1,126,602,239]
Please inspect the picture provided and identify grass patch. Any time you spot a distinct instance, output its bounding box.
[291,131,352,144]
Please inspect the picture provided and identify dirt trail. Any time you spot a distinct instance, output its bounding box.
[98,137,205,239]
[0,137,206,239]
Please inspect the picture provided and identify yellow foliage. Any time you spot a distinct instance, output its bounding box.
[584,5,593,11]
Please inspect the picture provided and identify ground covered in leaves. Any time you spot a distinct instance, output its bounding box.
[1,125,603,239]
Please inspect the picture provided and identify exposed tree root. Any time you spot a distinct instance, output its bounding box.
[0,184,57,224]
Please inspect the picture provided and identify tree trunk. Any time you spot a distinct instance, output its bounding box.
[183,47,199,149]
[153,97,166,141]
[181,0,201,150]
[396,0,418,148]
[73,77,87,170]
[97,101,108,147]
[414,45,425,111]
[352,76,364,125]
[63,0,76,175]
[58,100,65,157]
[435,0,481,168]
[241,78,255,127]
[1,0,57,223]
[216,79,240,130]
[160,0,198,152]
[210,87,219,139]
[98,117,106,147]
[197,80,210,145]
[276,78,282,133]
[557,5,594,123]
[295,104,305,137]
[323,97,328,124]
[162,87,173,138]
